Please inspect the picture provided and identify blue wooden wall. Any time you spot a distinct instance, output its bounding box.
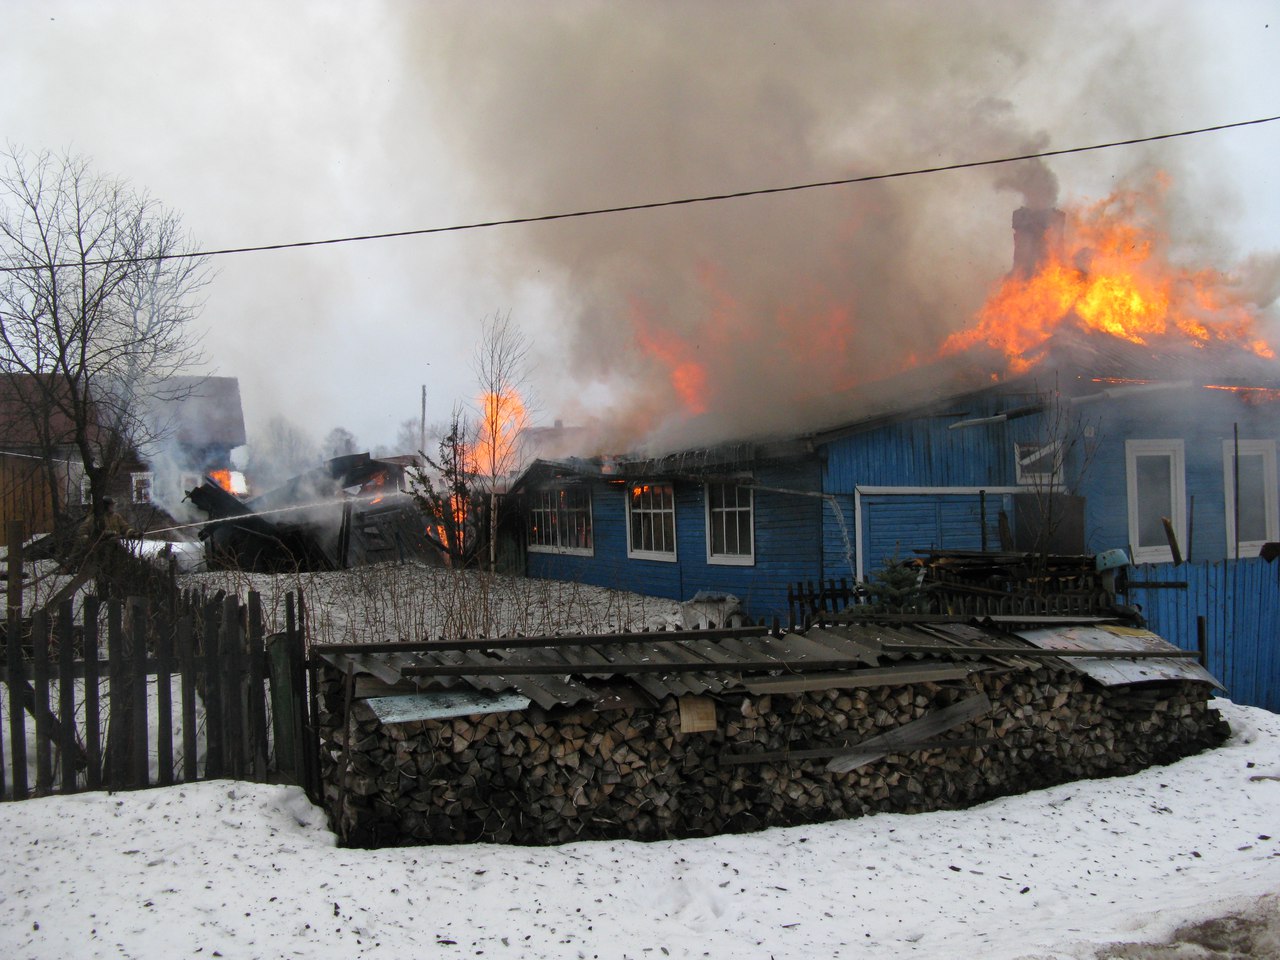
[525,460,823,622]
[1126,558,1280,712]
[1078,387,1280,562]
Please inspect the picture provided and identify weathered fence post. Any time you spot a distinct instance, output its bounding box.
[83,595,102,791]
[221,594,244,780]
[6,518,27,799]
[177,610,198,783]
[155,602,174,788]
[202,597,223,778]
[57,600,78,793]
[129,598,150,789]
[246,592,268,781]
[31,609,51,794]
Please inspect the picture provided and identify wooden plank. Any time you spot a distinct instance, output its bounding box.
[83,596,101,791]
[5,519,26,799]
[177,613,197,784]
[247,592,268,781]
[57,601,77,793]
[130,600,150,789]
[155,606,174,787]
[202,598,223,779]
[31,609,51,794]
[312,624,770,655]
[744,662,978,694]
[106,601,126,789]
[826,692,993,773]
[221,595,243,781]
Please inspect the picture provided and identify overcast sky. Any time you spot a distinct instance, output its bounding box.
[2,1,1278,455]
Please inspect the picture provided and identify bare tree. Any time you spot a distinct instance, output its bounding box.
[321,426,359,461]
[0,146,208,530]
[473,312,532,571]
[409,403,483,567]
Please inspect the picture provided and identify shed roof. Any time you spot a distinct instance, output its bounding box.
[314,615,1217,721]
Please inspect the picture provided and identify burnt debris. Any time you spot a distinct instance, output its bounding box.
[188,453,435,572]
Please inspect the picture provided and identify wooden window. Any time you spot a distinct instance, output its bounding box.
[130,471,153,504]
[627,482,676,561]
[527,484,593,555]
[706,482,754,565]
[1125,440,1185,563]
[1223,439,1278,558]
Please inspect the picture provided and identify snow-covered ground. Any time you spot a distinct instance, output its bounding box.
[2,699,1278,960]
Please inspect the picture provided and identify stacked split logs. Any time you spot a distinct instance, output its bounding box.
[317,665,1228,848]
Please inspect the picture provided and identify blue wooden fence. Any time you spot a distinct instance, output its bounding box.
[1126,557,1280,712]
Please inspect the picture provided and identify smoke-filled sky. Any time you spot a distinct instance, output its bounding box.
[2,1,1278,457]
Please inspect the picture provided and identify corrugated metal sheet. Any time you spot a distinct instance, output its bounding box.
[1014,624,1224,689]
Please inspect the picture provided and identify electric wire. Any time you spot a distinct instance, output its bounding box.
[0,113,1276,274]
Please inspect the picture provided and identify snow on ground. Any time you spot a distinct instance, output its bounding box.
[2,699,1278,960]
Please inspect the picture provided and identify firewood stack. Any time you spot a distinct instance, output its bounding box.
[317,663,1227,848]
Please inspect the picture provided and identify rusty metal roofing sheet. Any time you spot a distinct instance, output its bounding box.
[1013,624,1225,689]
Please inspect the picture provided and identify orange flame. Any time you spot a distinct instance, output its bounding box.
[631,297,710,416]
[209,470,235,493]
[475,387,527,476]
[944,180,1275,373]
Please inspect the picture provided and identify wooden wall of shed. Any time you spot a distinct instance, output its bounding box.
[0,453,63,534]
[316,664,1227,848]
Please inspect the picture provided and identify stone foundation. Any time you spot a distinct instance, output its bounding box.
[318,665,1228,847]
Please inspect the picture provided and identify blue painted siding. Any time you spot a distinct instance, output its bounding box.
[526,460,823,622]
[1127,558,1280,712]
[1078,387,1280,563]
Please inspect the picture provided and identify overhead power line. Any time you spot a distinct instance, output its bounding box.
[1,113,1277,274]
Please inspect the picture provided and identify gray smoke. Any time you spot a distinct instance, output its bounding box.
[397,3,1270,453]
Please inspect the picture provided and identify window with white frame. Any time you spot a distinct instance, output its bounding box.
[1223,439,1278,558]
[627,482,676,560]
[706,482,754,565]
[131,471,153,504]
[1014,440,1063,486]
[1125,440,1186,563]
[527,484,593,555]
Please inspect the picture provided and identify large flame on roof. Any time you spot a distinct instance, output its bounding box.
[943,178,1275,374]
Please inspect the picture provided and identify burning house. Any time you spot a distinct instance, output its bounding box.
[0,374,248,536]
[508,200,1280,708]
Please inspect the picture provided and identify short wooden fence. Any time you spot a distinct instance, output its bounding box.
[1,585,318,801]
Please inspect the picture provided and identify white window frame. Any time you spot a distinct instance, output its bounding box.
[1125,440,1186,564]
[626,482,677,561]
[1223,439,1278,559]
[527,484,594,556]
[1014,439,1064,486]
[130,471,153,505]
[705,482,754,566]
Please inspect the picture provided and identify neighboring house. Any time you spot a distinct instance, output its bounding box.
[510,336,1280,625]
[0,374,247,535]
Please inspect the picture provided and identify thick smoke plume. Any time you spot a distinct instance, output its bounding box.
[402,3,1258,454]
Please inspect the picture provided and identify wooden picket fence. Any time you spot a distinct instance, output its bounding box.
[0,583,318,801]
